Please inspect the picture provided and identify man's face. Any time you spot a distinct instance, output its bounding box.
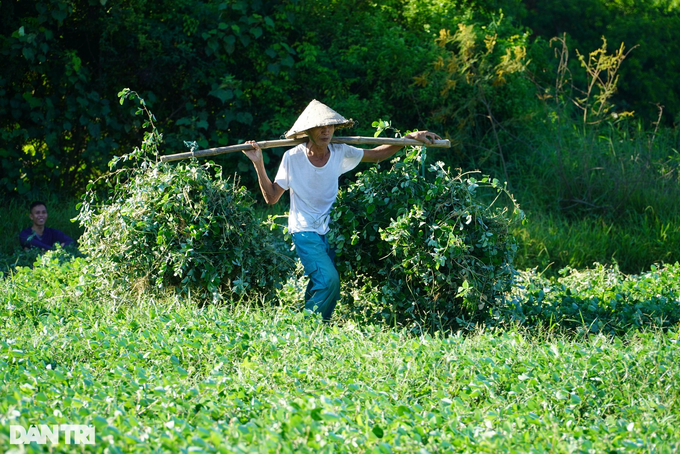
[308,125,335,146]
[30,205,48,227]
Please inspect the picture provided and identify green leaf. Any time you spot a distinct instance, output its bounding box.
[22,47,35,61]
[52,9,68,22]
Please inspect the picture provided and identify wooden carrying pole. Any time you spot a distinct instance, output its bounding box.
[159,136,451,163]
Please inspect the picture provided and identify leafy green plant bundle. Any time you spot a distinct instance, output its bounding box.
[328,147,523,332]
[76,90,294,302]
[78,162,294,301]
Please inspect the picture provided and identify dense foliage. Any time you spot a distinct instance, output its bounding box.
[75,91,294,301]
[78,160,294,301]
[329,146,522,332]
[5,0,678,196]
[1,251,679,452]
[0,0,443,195]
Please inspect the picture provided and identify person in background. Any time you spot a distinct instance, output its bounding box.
[19,201,74,250]
[243,99,441,322]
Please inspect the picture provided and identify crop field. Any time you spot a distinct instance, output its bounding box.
[1,252,679,453]
[2,113,678,452]
[4,0,680,451]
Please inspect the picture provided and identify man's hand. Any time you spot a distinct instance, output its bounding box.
[242,141,263,164]
[404,130,442,145]
[362,130,444,163]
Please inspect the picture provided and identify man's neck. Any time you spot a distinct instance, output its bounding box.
[32,225,45,236]
[306,141,329,158]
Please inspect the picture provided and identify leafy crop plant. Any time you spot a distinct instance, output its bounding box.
[329,147,523,333]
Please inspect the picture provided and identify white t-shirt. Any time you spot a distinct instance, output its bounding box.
[274,143,364,235]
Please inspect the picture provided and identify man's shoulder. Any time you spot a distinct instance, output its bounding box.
[19,228,37,247]
[19,227,34,238]
[331,143,363,155]
[285,143,307,157]
[281,144,309,166]
[44,227,74,245]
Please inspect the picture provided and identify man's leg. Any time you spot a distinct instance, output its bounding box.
[291,232,340,322]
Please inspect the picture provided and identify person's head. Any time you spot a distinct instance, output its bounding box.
[284,99,354,139]
[29,201,48,228]
[307,124,336,147]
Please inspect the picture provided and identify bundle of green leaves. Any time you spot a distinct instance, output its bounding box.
[329,148,523,332]
[75,90,294,302]
[79,161,294,302]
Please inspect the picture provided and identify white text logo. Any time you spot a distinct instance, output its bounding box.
[10,424,95,445]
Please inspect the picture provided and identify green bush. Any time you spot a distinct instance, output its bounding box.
[78,161,294,301]
[503,262,680,334]
[328,147,523,332]
[76,91,294,302]
[0,0,299,195]
[2,246,91,320]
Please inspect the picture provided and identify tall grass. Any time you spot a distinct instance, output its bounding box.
[503,60,680,274]
[472,36,678,275]
[512,211,680,274]
[514,118,680,212]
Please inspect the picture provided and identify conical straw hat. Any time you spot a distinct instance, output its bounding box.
[284,99,355,139]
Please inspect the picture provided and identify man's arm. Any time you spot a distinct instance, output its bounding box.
[19,229,31,249]
[243,141,285,205]
[361,130,442,163]
[52,229,74,247]
[20,230,53,250]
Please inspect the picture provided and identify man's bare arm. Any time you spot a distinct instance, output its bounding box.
[243,141,285,205]
[362,130,442,163]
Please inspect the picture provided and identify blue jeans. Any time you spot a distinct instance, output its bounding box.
[291,232,340,322]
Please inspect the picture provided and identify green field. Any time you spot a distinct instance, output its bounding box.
[3,1,680,450]
[1,251,679,453]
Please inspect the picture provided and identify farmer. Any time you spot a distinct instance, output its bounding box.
[19,201,75,250]
[243,99,441,322]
